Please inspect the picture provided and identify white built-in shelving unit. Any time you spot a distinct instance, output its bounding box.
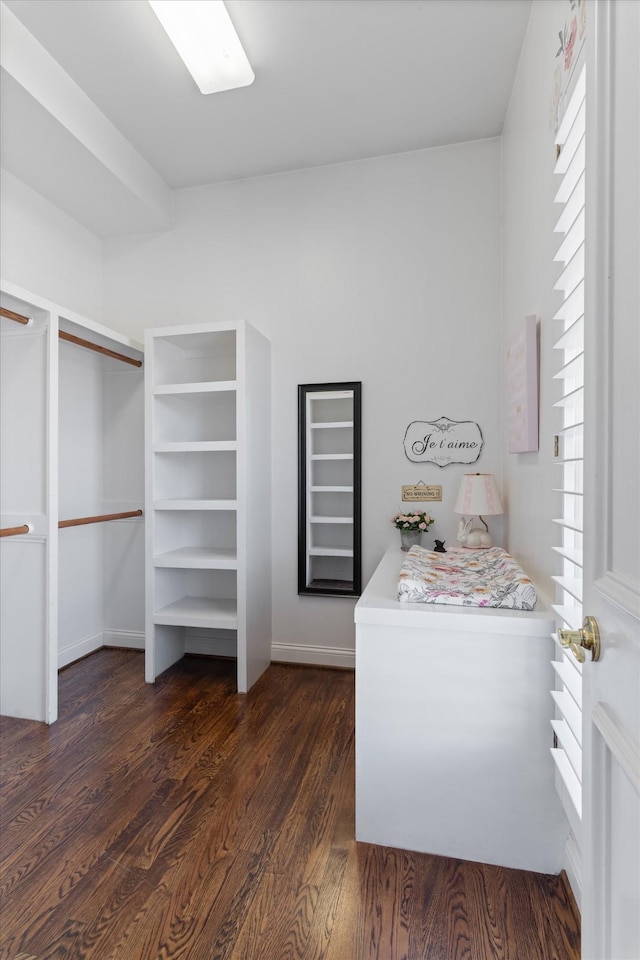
[298,382,361,596]
[145,320,271,693]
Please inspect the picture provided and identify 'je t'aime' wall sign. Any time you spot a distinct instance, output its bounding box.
[403,416,484,467]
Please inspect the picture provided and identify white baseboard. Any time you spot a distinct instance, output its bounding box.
[58,630,103,669]
[103,629,144,650]
[563,831,582,912]
[185,632,237,657]
[60,632,353,671]
[271,642,354,670]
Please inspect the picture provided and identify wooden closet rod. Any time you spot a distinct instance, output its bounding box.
[59,509,143,529]
[1,306,31,325]
[0,523,33,538]
[58,330,142,367]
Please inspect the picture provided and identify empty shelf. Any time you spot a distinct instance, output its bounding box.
[154,499,238,511]
[305,578,355,594]
[310,454,353,460]
[154,547,238,569]
[310,486,353,493]
[154,380,237,396]
[309,516,354,524]
[154,596,238,629]
[309,546,354,557]
[310,421,354,430]
[153,441,237,453]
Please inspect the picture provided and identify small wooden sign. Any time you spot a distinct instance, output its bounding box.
[402,484,442,502]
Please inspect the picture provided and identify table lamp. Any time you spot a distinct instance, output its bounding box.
[454,473,503,548]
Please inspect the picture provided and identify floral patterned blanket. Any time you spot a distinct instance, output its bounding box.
[397,546,537,610]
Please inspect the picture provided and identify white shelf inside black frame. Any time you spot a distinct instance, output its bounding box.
[298,381,361,597]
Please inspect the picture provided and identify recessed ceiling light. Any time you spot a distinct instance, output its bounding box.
[148,0,254,95]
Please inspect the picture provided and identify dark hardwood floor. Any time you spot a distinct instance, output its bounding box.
[0,650,580,959]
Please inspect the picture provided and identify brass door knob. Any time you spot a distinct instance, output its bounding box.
[558,615,601,663]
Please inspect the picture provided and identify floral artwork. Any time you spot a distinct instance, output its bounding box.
[550,0,587,133]
[558,8,578,70]
[397,545,537,610]
[506,315,539,453]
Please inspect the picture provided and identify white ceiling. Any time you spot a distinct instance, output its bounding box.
[1,0,532,236]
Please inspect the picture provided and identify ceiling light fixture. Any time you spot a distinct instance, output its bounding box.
[148,0,254,95]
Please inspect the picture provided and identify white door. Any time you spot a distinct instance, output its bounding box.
[581,2,640,957]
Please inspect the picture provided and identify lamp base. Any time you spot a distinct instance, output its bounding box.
[461,527,492,549]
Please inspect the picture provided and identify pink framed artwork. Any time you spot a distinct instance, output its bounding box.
[506,315,539,453]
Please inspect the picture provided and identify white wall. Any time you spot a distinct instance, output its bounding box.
[104,141,503,663]
[502,0,581,595]
[0,169,103,320]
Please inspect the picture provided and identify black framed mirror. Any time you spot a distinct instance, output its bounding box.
[298,381,361,597]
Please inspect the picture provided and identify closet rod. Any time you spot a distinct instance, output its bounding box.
[59,509,143,529]
[0,523,32,538]
[58,330,142,367]
[1,306,31,325]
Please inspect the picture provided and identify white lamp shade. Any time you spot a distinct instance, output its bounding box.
[454,473,503,516]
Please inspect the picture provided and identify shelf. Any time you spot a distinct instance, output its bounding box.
[310,454,353,461]
[299,382,361,598]
[310,485,353,493]
[152,329,237,386]
[154,547,237,569]
[309,546,354,557]
[303,578,355,595]
[310,421,353,430]
[146,320,271,690]
[154,499,237,511]
[309,516,354,524]
[154,596,238,629]
[153,441,237,453]
[154,380,236,396]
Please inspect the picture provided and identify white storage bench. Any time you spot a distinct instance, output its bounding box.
[354,547,568,873]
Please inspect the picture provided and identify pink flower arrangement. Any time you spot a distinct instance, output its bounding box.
[391,511,435,533]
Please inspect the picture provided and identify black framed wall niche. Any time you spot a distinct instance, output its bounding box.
[298,382,362,597]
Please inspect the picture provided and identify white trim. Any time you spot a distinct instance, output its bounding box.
[594,572,640,620]
[563,830,583,912]
[562,833,582,911]
[47,314,59,722]
[58,630,103,669]
[103,630,145,650]
[271,642,354,670]
[592,702,640,795]
[185,632,237,658]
